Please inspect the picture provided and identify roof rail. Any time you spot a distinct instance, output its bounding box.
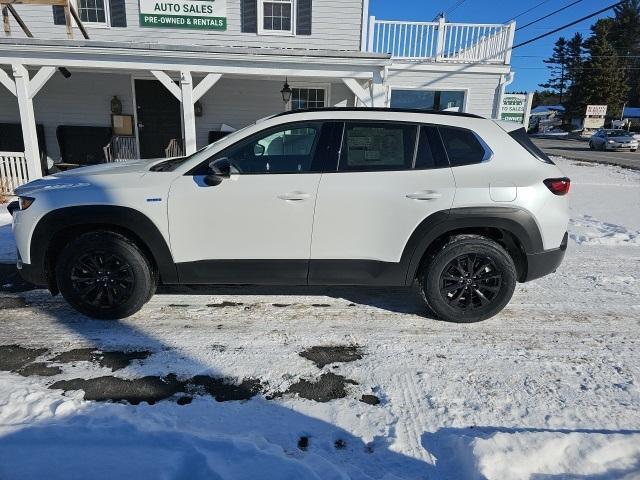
[273,107,484,119]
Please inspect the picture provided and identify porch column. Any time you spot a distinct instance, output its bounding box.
[152,70,222,156]
[370,68,387,107]
[10,64,55,180]
[180,70,196,155]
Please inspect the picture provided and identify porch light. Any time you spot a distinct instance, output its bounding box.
[110,96,122,115]
[280,78,292,104]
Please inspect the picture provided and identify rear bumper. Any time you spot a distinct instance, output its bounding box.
[523,232,568,282]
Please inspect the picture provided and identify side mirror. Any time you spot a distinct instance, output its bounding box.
[254,143,265,156]
[204,157,231,186]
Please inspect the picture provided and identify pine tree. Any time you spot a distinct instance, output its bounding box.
[580,20,629,118]
[539,37,569,103]
[564,33,585,119]
[610,0,640,105]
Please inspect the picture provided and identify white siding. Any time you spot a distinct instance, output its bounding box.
[5,0,363,51]
[387,67,503,118]
[0,72,355,158]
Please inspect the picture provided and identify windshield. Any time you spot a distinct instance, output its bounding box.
[606,130,632,138]
[149,122,259,172]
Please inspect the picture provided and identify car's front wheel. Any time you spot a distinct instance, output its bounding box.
[56,231,156,319]
[418,235,517,323]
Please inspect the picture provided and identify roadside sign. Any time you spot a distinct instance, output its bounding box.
[139,0,227,30]
[586,105,607,117]
[499,93,534,126]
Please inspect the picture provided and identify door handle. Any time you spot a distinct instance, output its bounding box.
[277,192,311,201]
[406,190,442,200]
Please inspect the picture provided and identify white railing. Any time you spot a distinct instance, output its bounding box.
[367,17,515,64]
[0,151,29,195]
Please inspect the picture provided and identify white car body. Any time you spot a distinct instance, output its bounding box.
[12,109,570,321]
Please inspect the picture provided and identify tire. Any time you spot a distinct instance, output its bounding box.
[632,149,637,153]
[417,235,517,323]
[589,141,594,150]
[55,231,156,319]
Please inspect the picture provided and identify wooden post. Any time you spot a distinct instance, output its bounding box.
[7,4,34,37]
[180,70,197,156]
[12,64,42,180]
[68,3,88,39]
[63,2,72,38]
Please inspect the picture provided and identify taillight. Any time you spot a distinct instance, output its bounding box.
[544,177,571,196]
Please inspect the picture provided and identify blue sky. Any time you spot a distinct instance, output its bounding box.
[369,0,615,92]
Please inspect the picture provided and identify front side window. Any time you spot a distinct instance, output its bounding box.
[291,88,326,110]
[338,122,417,172]
[438,126,490,166]
[259,0,294,34]
[77,0,109,24]
[390,90,465,112]
[214,122,321,174]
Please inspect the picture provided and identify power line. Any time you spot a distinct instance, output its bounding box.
[506,0,553,22]
[446,0,467,15]
[516,0,584,31]
[512,1,625,50]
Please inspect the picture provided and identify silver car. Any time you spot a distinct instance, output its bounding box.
[589,129,638,152]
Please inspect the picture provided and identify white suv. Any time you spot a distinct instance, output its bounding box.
[11,109,570,323]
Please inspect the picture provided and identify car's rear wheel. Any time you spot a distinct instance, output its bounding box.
[589,141,594,150]
[56,231,156,319]
[418,235,516,323]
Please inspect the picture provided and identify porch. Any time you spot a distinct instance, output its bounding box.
[0,39,389,191]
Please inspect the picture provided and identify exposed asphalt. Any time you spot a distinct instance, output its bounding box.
[531,136,640,171]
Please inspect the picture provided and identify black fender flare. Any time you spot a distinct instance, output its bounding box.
[30,205,178,285]
[401,207,544,285]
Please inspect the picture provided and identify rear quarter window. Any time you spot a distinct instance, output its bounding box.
[438,126,490,166]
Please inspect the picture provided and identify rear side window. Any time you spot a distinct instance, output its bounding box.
[415,126,449,169]
[338,122,417,171]
[438,126,490,166]
[509,127,555,164]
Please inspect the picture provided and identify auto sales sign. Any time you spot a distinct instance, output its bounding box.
[140,0,227,30]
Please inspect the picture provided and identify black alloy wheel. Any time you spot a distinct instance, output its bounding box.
[439,254,502,311]
[70,251,135,309]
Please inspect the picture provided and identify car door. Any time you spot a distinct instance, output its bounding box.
[309,121,456,285]
[167,121,326,284]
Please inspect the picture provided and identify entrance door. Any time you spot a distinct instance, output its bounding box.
[135,80,181,158]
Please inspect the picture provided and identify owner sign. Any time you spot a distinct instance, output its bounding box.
[139,0,227,30]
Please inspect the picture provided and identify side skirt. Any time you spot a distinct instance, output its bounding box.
[175,260,406,286]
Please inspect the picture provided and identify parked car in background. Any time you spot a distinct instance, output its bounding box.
[589,129,638,152]
[11,109,570,323]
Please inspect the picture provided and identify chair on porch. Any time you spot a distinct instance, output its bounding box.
[165,139,184,158]
[103,136,137,162]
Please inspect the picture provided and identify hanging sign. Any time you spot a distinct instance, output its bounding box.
[139,0,227,30]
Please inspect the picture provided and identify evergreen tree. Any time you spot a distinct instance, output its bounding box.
[580,20,629,118]
[539,37,569,103]
[610,0,640,105]
[564,33,585,119]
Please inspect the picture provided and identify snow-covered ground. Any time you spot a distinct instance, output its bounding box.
[0,158,639,480]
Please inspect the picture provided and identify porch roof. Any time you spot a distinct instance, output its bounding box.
[0,37,390,80]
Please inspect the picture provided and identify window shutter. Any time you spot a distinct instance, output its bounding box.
[241,0,257,33]
[296,0,312,35]
[109,0,127,27]
[52,5,66,25]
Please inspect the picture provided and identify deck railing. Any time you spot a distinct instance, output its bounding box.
[367,17,515,64]
[0,151,29,195]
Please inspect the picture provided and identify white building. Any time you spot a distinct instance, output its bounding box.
[0,0,515,182]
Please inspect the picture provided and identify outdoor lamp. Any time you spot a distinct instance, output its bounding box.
[110,96,122,115]
[280,78,292,104]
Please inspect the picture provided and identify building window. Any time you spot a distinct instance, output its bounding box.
[291,88,326,110]
[390,89,466,112]
[77,0,109,25]
[259,0,294,35]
